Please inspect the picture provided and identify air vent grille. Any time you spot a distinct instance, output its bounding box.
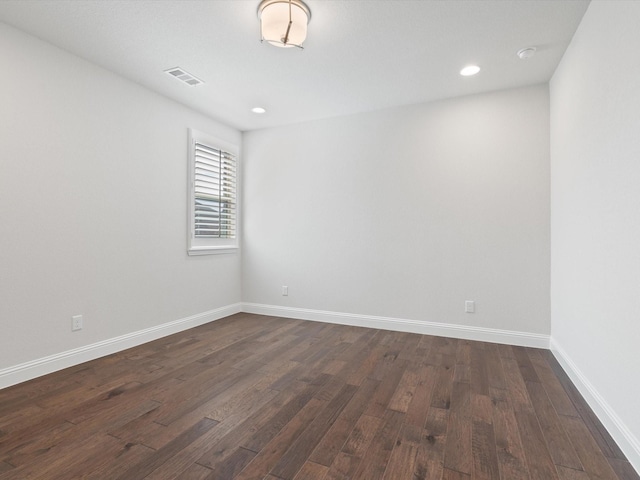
[164,67,204,86]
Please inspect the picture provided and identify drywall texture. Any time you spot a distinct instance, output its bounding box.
[550,0,640,462]
[243,85,550,334]
[0,23,241,369]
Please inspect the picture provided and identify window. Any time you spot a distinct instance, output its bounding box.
[187,129,238,255]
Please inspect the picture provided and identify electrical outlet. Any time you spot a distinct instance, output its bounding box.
[282,286,288,296]
[72,315,83,331]
[465,301,475,313]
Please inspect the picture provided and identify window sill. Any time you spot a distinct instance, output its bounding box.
[188,246,239,256]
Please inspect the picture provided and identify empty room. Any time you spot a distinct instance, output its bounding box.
[0,0,638,479]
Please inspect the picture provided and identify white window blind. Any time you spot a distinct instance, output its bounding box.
[188,129,239,255]
[194,142,236,239]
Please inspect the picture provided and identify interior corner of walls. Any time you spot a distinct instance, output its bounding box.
[0,303,242,390]
[550,338,640,472]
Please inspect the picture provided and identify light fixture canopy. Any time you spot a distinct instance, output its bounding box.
[517,47,537,59]
[258,0,311,49]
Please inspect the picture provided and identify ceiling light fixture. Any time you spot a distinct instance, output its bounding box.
[258,0,311,49]
[460,65,481,76]
[251,107,267,114]
[517,47,537,59]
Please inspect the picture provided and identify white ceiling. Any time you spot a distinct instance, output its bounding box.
[0,0,589,131]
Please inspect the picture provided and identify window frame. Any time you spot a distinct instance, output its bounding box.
[187,128,239,256]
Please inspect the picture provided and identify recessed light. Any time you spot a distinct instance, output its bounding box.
[517,47,537,59]
[251,107,266,114]
[460,65,481,76]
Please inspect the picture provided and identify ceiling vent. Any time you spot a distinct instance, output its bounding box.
[164,67,204,86]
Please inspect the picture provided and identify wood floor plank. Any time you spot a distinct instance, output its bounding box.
[196,381,323,470]
[203,446,257,480]
[239,378,331,455]
[472,393,492,424]
[323,414,383,480]
[205,398,325,480]
[350,409,405,480]
[454,364,471,384]
[1,419,76,467]
[147,382,313,480]
[206,382,281,424]
[208,387,328,468]
[3,389,162,466]
[293,461,329,480]
[236,398,326,480]
[387,364,420,413]
[490,387,530,480]
[232,334,302,372]
[397,332,422,361]
[497,344,516,359]
[153,366,256,426]
[114,417,219,480]
[308,377,379,466]
[345,333,388,386]
[513,409,559,480]
[404,364,436,428]
[363,357,408,418]
[86,442,156,480]
[0,432,125,479]
[556,465,591,480]
[430,355,455,410]
[500,356,533,413]
[0,313,636,480]
[269,384,358,480]
[607,458,640,480]
[60,436,134,477]
[175,463,215,480]
[382,423,422,480]
[1,379,133,443]
[341,414,383,457]
[527,349,579,418]
[444,382,472,475]
[560,414,620,480]
[443,468,471,479]
[525,380,583,470]
[470,392,500,479]
[471,419,500,480]
[484,343,506,390]
[141,413,271,480]
[456,340,472,369]
[470,344,490,396]
[543,350,626,460]
[512,347,541,383]
[412,407,449,480]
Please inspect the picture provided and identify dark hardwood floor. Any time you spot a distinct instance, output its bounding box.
[0,313,637,479]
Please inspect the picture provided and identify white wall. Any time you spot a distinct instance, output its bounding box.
[243,85,550,338]
[0,23,241,376]
[550,0,640,468]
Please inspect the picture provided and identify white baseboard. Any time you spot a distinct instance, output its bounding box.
[0,303,242,390]
[242,303,549,348]
[550,338,640,473]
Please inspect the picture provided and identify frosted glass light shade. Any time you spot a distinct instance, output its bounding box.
[258,0,311,48]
